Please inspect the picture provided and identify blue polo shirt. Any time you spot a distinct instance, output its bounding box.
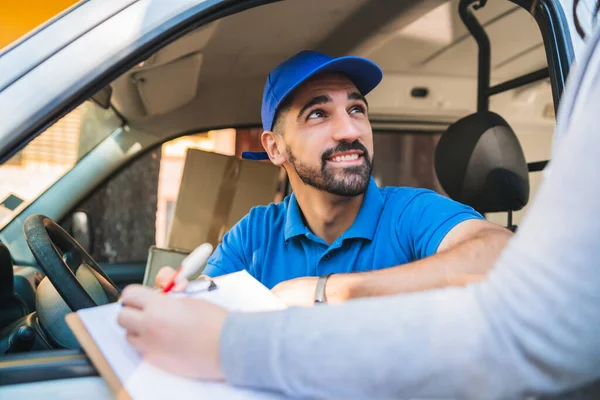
[203,178,483,289]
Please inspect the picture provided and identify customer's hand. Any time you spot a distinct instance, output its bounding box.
[117,284,228,380]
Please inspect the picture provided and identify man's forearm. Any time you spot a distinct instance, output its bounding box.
[326,227,512,302]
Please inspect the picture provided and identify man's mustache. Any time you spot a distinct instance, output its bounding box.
[321,141,370,162]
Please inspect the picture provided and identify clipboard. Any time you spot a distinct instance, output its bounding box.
[66,276,217,399]
[66,312,132,400]
[64,271,287,400]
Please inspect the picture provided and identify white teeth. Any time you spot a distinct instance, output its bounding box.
[331,154,360,162]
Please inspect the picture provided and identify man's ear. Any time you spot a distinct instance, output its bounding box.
[261,131,286,166]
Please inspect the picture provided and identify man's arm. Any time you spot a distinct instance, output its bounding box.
[272,219,512,305]
[326,219,511,302]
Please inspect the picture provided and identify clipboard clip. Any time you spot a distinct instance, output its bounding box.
[182,275,218,295]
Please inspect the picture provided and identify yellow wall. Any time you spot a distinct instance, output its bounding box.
[0,1,79,50]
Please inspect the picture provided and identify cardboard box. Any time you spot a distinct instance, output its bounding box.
[166,148,282,251]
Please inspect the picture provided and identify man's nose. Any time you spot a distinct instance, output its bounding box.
[331,112,361,143]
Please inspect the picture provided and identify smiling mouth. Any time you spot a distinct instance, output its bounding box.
[326,151,364,163]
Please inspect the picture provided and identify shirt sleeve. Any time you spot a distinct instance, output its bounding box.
[395,189,484,260]
[202,214,251,278]
[217,38,600,399]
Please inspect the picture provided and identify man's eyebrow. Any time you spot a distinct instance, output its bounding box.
[348,91,368,109]
[297,95,331,119]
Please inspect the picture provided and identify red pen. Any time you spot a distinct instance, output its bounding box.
[161,243,214,294]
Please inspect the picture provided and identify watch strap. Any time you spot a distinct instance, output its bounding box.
[314,273,334,304]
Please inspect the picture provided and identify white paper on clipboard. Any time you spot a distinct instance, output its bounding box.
[69,270,287,400]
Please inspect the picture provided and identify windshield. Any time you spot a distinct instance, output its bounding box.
[0,101,122,228]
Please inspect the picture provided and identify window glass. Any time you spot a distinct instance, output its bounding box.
[0,101,122,228]
[70,128,285,264]
[372,132,444,193]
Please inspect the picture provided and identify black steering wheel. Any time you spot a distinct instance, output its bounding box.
[23,214,120,311]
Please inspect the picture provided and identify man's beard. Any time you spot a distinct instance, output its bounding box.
[287,141,373,197]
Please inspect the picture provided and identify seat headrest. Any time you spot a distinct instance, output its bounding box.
[434,111,529,213]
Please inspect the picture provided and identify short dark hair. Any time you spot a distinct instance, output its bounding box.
[271,94,294,135]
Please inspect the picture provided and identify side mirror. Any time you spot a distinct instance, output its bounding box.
[72,211,93,253]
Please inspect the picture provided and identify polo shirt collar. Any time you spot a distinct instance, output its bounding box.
[342,177,384,241]
[284,193,308,241]
[284,177,384,242]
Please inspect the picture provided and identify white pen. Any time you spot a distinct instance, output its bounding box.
[117,243,214,304]
[160,243,214,294]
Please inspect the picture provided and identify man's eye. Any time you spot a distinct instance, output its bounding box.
[350,105,367,114]
[307,109,325,119]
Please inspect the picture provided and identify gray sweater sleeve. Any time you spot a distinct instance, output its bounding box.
[219,28,600,400]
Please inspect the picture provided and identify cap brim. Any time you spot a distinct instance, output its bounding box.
[241,151,270,161]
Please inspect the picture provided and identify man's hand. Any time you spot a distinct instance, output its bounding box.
[271,275,352,306]
[271,277,318,307]
[117,285,228,380]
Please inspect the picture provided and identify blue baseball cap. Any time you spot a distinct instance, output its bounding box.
[241,50,383,161]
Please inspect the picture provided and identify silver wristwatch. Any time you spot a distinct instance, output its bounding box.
[314,273,334,304]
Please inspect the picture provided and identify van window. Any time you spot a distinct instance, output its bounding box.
[0,102,122,228]
[66,129,285,264]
